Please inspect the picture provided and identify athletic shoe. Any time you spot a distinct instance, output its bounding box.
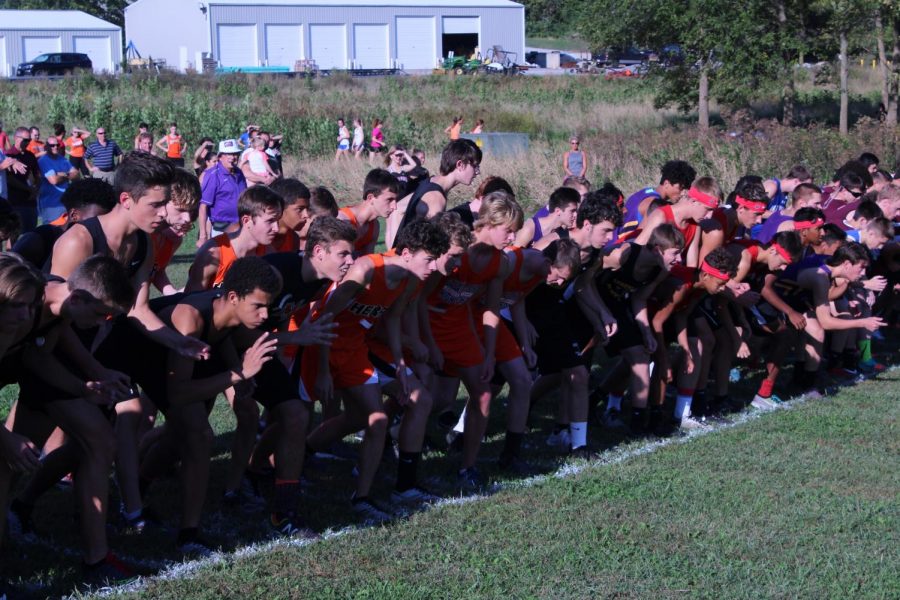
[728,368,741,383]
[176,534,215,558]
[351,495,393,525]
[117,507,166,535]
[568,445,598,461]
[81,552,138,588]
[798,387,824,400]
[601,408,627,430]
[7,499,35,538]
[858,359,886,375]
[545,428,571,449]
[678,416,710,431]
[497,454,539,476]
[391,486,441,506]
[270,513,318,540]
[223,477,267,512]
[457,467,484,492]
[827,366,861,383]
[751,395,777,410]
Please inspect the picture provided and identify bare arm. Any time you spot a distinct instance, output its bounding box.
[184,241,221,293]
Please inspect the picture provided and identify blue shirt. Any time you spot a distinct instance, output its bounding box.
[37,154,73,223]
[84,140,122,170]
[200,162,246,224]
[0,150,7,200]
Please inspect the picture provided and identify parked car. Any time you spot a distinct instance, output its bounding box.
[16,53,92,76]
[593,47,655,67]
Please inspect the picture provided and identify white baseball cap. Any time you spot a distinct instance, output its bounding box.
[218,139,241,154]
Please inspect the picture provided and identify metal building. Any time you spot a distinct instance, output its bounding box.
[0,10,122,76]
[125,0,524,72]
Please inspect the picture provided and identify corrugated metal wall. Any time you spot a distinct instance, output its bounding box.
[208,4,524,69]
[0,28,122,74]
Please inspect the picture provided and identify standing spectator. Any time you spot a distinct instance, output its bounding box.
[445,116,463,140]
[351,118,365,158]
[197,139,246,247]
[26,126,45,158]
[239,124,259,149]
[471,118,485,134]
[369,118,384,163]
[334,118,351,161]
[563,136,587,179]
[0,121,10,152]
[192,137,216,175]
[64,126,91,176]
[156,122,186,167]
[135,132,155,155]
[5,127,41,233]
[262,131,283,175]
[133,122,150,150]
[239,137,277,187]
[84,127,123,183]
[37,136,78,223]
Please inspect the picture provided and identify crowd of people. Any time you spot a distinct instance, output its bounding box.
[0,121,897,593]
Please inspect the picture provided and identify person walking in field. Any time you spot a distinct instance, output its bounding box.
[563,137,587,179]
[351,118,366,159]
[335,119,351,162]
[471,119,485,134]
[445,116,463,141]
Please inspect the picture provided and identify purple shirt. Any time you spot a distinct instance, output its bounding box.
[754,210,793,244]
[824,198,859,231]
[200,162,246,224]
[620,187,660,236]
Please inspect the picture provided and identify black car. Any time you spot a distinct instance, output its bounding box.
[16,53,92,76]
[593,47,655,67]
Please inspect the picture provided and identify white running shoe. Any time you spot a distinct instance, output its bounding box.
[750,395,777,410]
[679,415,710,431]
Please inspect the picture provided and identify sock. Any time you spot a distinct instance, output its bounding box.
[674,388,694,420]
[501,431,523,460]
[757,379,774,398]
[396,451,420,491]
[858,339,872,363]
[177,527,199,546]
[569,422,587,449]
[606,394,623,412]
[273,479,300,517]
[452,407,467,434]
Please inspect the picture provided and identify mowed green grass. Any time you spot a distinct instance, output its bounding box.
[107,372,900,600]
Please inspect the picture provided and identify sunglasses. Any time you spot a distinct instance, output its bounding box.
[848,189,863,198]
[47,144,59,148]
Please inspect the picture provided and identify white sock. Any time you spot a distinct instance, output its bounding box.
[570,422,587,448]
[674,394,693,420]
[606,394,623,412]
[452,407,467,433]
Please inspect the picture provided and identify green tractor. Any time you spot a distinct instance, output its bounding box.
[441,54,483,75]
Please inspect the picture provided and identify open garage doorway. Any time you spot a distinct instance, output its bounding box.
[442,17,479,59]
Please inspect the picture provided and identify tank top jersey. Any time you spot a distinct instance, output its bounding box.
[327,254,410,349]
[660,205,698,249]
[595,242,662,304]
[498,248,544,311]
[339,206,378,254]
[73,217,148,278]
[772,253,829,312]
[428,247,503,320]
[210,233,267,288]
[150,290,225,344]
[530,214,546,245]
[394,179,446,247]
[565,150,584,175]
[151,231,179,273]
[166,134,183,159]
[620,187,661,236]
[710,208,740,244]
[667,265,706,312]
[768,178,788,211]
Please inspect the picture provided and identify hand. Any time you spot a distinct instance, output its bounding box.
[863,276,888,293]
[0,157,15,170]
[196,235,208,249]
[0,429,41,473]
[522,345,538,369]
[480,355,496,383]
[408,339,429,364]
[682,350,695,375]
[736,341,751,359]
[727,281,751,296]
[428,344,444,372]
[296,312,338,346]
[83,380,123,406]
[395,364,411,400]
[92,368,133,401]
[860,316,885,332]
[314,370,334,405]
[240,332,278,379]
[176,336,211,360]
[788,310,806,330]
[10,160,27,175]
[642,332,657,354]
[601,315,618,339]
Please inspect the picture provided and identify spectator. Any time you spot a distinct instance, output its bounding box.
[335,118,351,161]
[351,118,365,158]
[471,118,485,134]
[37,136,78,223]
[84,127,123,183]
[4,127,41,233]
[156,122,186,167]
[0,121,9,152]
[26,126,45,158]
[135,132,155,155]
[192,137,216,175]
[239,136,277,187]
[445,116,463,140]
[369,118,384,164]
[563,136,587,179]
[262,131,283,175]
[198,139,246,247]
[64,126,91,176]
[133,122,150,151]
[239,124,259,149]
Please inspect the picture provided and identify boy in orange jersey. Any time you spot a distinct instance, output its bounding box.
[338,168,400,256]
[268,178,311,253]
[303,219,450,522]
[150,168,201,295]
[185,185,283,291]
[421,191,523,488]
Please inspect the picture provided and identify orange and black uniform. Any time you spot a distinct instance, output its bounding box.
[339,207,378,255]
[209,233,266,288]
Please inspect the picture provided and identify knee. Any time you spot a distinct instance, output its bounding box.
[408,387,433,415]
[568,368,588,389]
[507,369,532,397]
[367,411,389,434]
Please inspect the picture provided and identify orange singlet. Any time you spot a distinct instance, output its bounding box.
[301,253,410,393]
[49,213,69,227]
[151,230,180,272]
[210,233,266,288]
[339,206,378,254]
[166,134,183,159]
[271,231,301,253]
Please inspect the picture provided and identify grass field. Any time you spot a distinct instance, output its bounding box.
[91,369,899,600]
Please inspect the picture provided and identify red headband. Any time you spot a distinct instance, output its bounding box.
[688,187,718,209]
[700,260,730,281]
[734,195,767,213]
[771,243,792,264]
[793,217,825,231]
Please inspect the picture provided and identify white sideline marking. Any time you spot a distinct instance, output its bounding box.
[66,368,899,598]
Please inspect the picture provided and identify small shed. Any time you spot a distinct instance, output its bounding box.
[0,10,122,76]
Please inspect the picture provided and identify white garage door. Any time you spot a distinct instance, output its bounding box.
[217,24,257,68]
[309,24,346,69]
[265,24,302,68]
[74,36,111,72]
[443,17,480,35]
[396,17,435,70]
[22,37,61,63]
[0,37,6,77]
[353,24,388,69]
